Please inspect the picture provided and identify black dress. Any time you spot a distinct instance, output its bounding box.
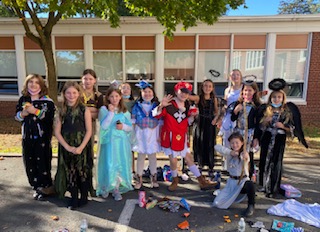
[193,98,216,171]
[15,95,55,190]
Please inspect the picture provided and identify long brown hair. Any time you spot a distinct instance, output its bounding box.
[21,74,48,98]
[238,82,261,107]
[105,88,127,113]
[199,79,216,107]
[60,81,83,118]
[82,68,98,92]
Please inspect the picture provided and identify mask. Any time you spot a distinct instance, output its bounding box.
[122,95,130,99]
[271,103,282,108]
[28,88,41,96]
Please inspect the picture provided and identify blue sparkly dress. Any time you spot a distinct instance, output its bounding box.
[96,106,133,196]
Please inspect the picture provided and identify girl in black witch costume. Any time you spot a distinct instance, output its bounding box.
[255,78,308,198]
[54,81,92,209]
[231,77,261,180]
[15,74,56,200]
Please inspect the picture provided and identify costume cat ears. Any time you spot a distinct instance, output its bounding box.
[242,75,257,85]
[268,78,286,91]
[135,80,153,89]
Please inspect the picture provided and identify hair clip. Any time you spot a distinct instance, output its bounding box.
[268,78,286,91]
[135,80,152,89]
[242,75,257,85]
[209,69,221,78]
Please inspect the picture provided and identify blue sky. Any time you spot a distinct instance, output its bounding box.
[227,0,281,16]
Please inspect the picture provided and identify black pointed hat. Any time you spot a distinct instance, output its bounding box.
[268,78,286,91]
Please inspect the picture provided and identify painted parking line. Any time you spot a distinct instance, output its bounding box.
[114,199,141,232]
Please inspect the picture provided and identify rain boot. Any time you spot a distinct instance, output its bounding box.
[242,204,254,217]
[168,176,179,192]
[197,175,217,190]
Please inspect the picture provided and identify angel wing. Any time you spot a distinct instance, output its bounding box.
[287,102,308,148]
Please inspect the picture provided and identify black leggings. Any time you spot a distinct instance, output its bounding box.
[240,180,255,205]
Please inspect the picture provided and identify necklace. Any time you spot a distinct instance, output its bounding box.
[83,92,93,104]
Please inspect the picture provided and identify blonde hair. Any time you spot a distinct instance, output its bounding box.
[21,74,48,97]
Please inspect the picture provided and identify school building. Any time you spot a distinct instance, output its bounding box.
[0,15,319,124]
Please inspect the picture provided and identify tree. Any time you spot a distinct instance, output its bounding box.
[278,0,320,14]
[0,0,245,101]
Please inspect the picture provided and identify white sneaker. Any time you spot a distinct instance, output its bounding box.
[150,175,159,188]
[101,192,109,199]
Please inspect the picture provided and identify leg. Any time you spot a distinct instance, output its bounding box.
[79,180,89,207]
[134,153,146,189]
[168,155,179,192]
[148,153,159,188]
[184,153,217,190]
[240,180,255,217]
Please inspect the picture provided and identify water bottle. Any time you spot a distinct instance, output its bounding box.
[238,217,245,232]
[80,219,88,232]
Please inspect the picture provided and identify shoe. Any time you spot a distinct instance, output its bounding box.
[197,175,218,190]
[101,192,109,199]
[257,187,265,193]
[112,191,122,201]
[37,193,45,201]
[150,174,159,188]
[242,204,254,217]
[265,193,274,198]
[37,186,56,196]
[168,176,179,192]
[134,175,143,190]
[33,191,39,200]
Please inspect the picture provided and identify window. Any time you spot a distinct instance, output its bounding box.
[197,51,229,81]
[0,51,18,95]
[274,49,307,97]
[56,51,84,93]
[245,51,265,70]
[93,51,122,82]
[125,52,155,81]
[164,52,195,81]
[25,51,46,76]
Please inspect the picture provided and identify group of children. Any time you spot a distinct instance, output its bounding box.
[15,69,307,216]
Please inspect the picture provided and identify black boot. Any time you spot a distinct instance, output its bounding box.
[79,182,89,207]
[68,187,79,210]
[242,204,254,217]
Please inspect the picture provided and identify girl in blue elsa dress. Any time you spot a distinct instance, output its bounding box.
[96,88,133,201]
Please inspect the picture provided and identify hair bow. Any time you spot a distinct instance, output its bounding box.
[135,80,152,89]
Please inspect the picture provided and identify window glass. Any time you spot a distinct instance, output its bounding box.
[126,52,155,81]
[232,50,265,82]
[56,51,84,78]
[93,51,122,81]
[0,51,18,95]
[274,49,307,98]
[164,52,194,81]
[25,51,46,76]
[197,51,229,82]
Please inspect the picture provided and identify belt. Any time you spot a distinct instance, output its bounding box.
[230,175,247,180]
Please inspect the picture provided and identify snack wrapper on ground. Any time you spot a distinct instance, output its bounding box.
[177,220,189,230]
[180,198,191,212]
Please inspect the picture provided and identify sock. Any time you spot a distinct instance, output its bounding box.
[171,169,178,177]
[189,165,201,177]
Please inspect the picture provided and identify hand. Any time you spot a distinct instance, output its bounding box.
[275,122,284,129]
[66,145,76,153]
[211,118,217,126]
[26,105,37,114]
[230,151,239,157]
[21,108,29,117]
[252,138,259,148]
[116,123,123,130]
[234,104,243,114]
[108,104,115,112]
[73,147,84,155]
[264,116,272,124]
[189,108,198,117]
[242,152,249,160]
[160,94,173,107]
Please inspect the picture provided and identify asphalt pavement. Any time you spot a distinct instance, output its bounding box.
[0,149,319,232]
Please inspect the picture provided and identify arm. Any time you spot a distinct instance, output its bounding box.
[211,97,219,125]
[231,102,241,121]
[87,106,98,120]
[152,94,173,118]
[118,111,133,132]
[214,144,232,158]
[54,116,75,153]
[74,108,92,155]
[99,106,114,130]
[188,94,200,104]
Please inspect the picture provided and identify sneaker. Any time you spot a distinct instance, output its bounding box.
[112,191,122,201]
[33,191,39,200]
[101,192,109,199]
[150,174,159,188]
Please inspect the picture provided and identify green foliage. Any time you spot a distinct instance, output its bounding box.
[278,0,320,14]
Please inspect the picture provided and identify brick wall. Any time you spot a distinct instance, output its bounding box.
[0,101,17,117]
[299,32,320,126]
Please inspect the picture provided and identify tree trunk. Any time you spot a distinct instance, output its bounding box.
[42,40,58,102]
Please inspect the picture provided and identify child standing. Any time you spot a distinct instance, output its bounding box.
[54,81,92,210]
[189,79,219,178]
[81,69,104,197]
[255,78,308,198]
[231,79,261,179]
[214,132,255,217]
[132,80,161,189]
[153,81,217,191]
[120,82,135,113]
[96,88,133,201]
[15,74,55,200]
